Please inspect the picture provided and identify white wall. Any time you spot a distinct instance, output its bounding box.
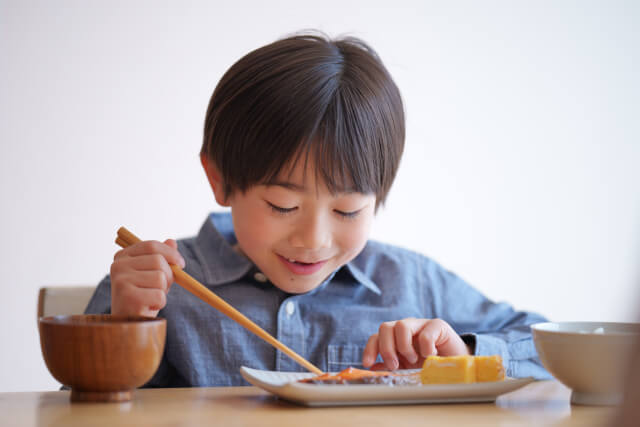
[1,0,638,392]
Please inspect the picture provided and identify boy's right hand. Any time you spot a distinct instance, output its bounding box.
[110,239,186,317]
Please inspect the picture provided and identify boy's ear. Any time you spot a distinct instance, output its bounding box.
[200,154,230,207]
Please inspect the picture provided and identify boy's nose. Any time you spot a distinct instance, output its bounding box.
[289,214,330,250]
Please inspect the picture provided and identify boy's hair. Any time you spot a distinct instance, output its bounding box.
[201,31,405,208]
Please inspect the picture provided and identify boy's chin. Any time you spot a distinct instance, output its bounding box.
[270,277,323,294]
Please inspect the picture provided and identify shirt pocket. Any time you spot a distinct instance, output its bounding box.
[327,344,367,373]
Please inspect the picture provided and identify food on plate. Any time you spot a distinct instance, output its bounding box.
[298,355,505,385]
[299,367,420,385]
[473,355,506,382]
[421,355,505,384]
[420,355,475,384]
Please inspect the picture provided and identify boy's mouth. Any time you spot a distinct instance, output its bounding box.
[277,254,328,275]
[286,258,312,265]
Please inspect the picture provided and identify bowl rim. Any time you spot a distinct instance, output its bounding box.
[531,321,640,336]
[38,314,166,326]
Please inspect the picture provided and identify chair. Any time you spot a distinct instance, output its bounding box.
[37,286,96,319]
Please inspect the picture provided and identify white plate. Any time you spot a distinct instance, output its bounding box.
[240,366,535,407]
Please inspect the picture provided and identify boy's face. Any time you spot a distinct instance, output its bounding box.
[206,155,376,294]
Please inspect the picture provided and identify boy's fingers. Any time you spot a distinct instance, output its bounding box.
[115,256,173,292]
[163,239,186,267]
[417,319,468,357]
[378,322,399,370]
[393,318,424,365]
[163,239,185,268]
[164,239,186,269]
[369,362,387,371]
[114,254,173,290]
[130,270,169,292]
[128,286,167,314]
[118,240,185,268]
[118,240,167,256]
[114,271,168,294]
[362,334,379,367]
[113,282,166,317]
[141,254,175,291]
[113,248,125,260]
[416,320,441,358]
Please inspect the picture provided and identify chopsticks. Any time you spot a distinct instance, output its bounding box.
[116,226,324,375]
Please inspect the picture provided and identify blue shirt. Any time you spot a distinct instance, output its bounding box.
[85,212,551,386]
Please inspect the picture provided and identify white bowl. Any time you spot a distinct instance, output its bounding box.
[531,321,640,406]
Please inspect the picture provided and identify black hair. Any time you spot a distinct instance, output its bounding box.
[201,31,405,208]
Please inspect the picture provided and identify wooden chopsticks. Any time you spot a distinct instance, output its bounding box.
[116,226,324,375]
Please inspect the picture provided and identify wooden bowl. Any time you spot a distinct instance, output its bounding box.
[38,314,166,402]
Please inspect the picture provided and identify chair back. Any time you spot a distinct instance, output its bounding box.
[37,286,96,319]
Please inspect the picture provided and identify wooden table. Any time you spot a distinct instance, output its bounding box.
[0,380,616,427]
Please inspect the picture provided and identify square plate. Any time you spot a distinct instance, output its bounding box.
[240,366,535,407]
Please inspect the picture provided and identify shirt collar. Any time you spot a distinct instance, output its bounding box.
[193,212,253,286]
[343,261,382,295]
[194,212,382,295]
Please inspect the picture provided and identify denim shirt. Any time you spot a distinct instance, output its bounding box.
[85,212,551,386]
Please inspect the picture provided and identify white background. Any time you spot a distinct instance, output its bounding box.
[1,1,638,392]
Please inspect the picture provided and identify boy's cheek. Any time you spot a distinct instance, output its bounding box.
[343,215,374,245]
[235,220,273,253]
[343,230,369,250]
[337,225,371,262]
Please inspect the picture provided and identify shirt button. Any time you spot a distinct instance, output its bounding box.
[254,272,267,283]
[285,301,295,316]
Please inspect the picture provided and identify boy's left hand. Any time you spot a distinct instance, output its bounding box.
[362,318,471,370]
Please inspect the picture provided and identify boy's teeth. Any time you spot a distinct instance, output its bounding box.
[288,258,296,263]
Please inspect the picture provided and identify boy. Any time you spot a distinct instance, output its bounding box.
[86,32,550,386]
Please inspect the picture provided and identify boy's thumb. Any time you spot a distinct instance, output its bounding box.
[164,239,186,268]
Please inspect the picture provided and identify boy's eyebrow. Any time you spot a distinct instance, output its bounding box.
[265,180,359,194]
[266,181,307,192]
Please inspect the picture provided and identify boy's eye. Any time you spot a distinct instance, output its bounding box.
[266,201,297,215]
[334,209,361,219]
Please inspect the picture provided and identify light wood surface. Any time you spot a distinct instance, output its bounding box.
[0,381,616,427]
[116,226,324,375]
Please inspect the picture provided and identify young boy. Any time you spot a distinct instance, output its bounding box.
[85,32,550,386]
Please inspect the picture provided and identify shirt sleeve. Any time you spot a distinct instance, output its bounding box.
[420,255,552,380]
[84,275,112,315]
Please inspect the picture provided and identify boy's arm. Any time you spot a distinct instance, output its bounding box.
[422,257,552,380]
